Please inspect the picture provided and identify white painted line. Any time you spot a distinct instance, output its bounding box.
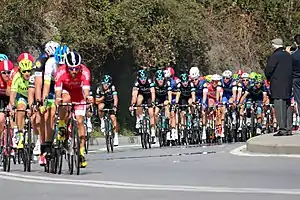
[230,145,300,158]
[0,172,299,195]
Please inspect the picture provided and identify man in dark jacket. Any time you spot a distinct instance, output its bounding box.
[265,38,293,136]
[292,35,300,115]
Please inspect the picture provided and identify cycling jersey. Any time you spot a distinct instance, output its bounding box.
[55,64,91,116]
[34,53,48,77]
[95,84,117,103]
[178,82,196,98]
[207,82,222,101]
[11,72,30,98]
[44,57,58,93]
[133,79,154,95]
[194,79,207,101]
[7,67,19,87]
[169,76,180,91]
[154,80,171,104]
[0,77,9,109]
[238,81,252,93]
[245,83,267,102]
[220,78,237,97]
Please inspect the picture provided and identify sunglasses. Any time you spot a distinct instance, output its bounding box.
[21,70,31,74]
[68,67,80,72]
[243,79,249,82]
[1,70,11,75]
[255,82,262,85]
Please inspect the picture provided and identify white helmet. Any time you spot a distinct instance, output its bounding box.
[222,70,232,78]
[164,69,171,78]
[45,41,59,56]
[212,74,221,81]
[189,67,200,79]
[241,72,250,79]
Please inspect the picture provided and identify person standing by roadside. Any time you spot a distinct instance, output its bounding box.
[291,35,300,117]
[265,38,293,136]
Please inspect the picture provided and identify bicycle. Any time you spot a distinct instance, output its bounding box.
[84,105,94,154]
[191,103,202,145]
[0,107,13,172]
[56,102,89,175]
[131,104,151,149]
[13,109,34,172]
[223,102,238,143]
[155,103,169,147]
[178,104,193,146]
[241,101,257,141]
[99,108,115,153]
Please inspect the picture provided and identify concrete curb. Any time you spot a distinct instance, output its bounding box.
[246,133,300,154]
[89,136,141,146]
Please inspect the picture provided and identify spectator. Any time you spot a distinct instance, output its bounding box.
[265,38,293,136]
[292,35,300,115]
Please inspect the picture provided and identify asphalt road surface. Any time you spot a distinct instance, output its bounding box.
[0,143,299,200]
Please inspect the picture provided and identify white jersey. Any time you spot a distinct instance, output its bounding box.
[44,57,58,82]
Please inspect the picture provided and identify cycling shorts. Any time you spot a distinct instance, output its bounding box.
[16,94,28,106]
[44,92,55,108]
[62,89,86,116]
[156,95,167,105]
[222,95,232,104]
[101,102,115,115]
[178,97,189,107]
[0,96,9,110]
[139,93,152,106]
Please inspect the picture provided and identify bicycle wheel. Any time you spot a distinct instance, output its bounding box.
[85,130,89,154]
[109,119,114,152]
[71,119,80,175]
[5,126,12,172]
[26,122,32,172]
[68,153,74,175]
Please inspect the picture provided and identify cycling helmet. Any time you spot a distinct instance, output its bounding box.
[212,74,221,81]
[45,41,59,56]
[0,54,8,61]
[17,53,34,63]
[256,74,263,81]
[155,70,164,80]
[19,59,33,71]
[137,69,148,80]
[180,73,189,82]
[222,70,232,78]
[65,51,82,67]
[189,67,200,79]
[249,72,257,80]
[233,73,239,80]
[0,60,14,71]
[102,75,112,85]
[164,67,175,78]
[235,69,243,77]
[55,45,70,64]
[241,72,250,79]
[205,75,212,82]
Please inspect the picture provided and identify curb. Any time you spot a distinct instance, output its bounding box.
[89,136,141,146]
[246,133,300,154]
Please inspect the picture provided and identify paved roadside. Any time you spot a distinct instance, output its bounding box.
[246,132,300,154]
[89,135,141,147]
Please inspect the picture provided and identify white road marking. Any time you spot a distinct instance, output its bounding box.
[230,145,300,158]
[0,172,299,195]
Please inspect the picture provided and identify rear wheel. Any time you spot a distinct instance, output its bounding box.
[26,123,32,172]
[72,120,80,175]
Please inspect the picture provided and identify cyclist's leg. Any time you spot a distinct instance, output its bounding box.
[135,94,143,128]
[57,90,71,138]
[146,96,156,140]
[110,109,118,146]
[256,100,263,134]
[97,103,105,132]
[164,100,170,119]
[16,95,27,149]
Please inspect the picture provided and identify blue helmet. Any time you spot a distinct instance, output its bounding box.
[0,54,8,61]
[102,75,112,85]
[155,70,164,80]
[54,45,70,64]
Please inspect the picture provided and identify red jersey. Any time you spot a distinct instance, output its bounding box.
[207,82,222,100]
[0,76,7,96]
[7,67,19,87]
[54,64,91,92]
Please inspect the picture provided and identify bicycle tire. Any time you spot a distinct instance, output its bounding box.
[5,125,12,172]
[26,122,32,172]
[68,153,74,175]
[71,119,80,175]
[85,131,89,154]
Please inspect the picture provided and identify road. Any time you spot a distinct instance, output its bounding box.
[0,143,299,200]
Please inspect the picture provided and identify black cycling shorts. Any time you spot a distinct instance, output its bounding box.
[156,95,167,105]
[139,93,152,106]
[0,96,9,110]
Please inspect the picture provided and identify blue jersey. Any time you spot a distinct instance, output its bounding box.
[194,79,207,101]
[168,76,180,91]
[220,78,237,97]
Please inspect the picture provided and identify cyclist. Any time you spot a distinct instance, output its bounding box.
[206,74,223,137]
[129,69,156,142]
[30,41,59,159]
[153,70,171,133]
[55,51,92,168]
[178,72,196,139]
[10,59,33,149]
[237,72,252,130]
[189,67,208,140]
[239,75,268,135]
[165,66,180,141]
[249,72,257,83]
[219,70,238,132]
[37,46,67,165]
[0,60,14,138]
[95,75,119,146]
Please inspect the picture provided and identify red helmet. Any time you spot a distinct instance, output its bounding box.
[235,69,243,77]
[18,53,34,63]
[164,67,175,78]
[0,60,14,71]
